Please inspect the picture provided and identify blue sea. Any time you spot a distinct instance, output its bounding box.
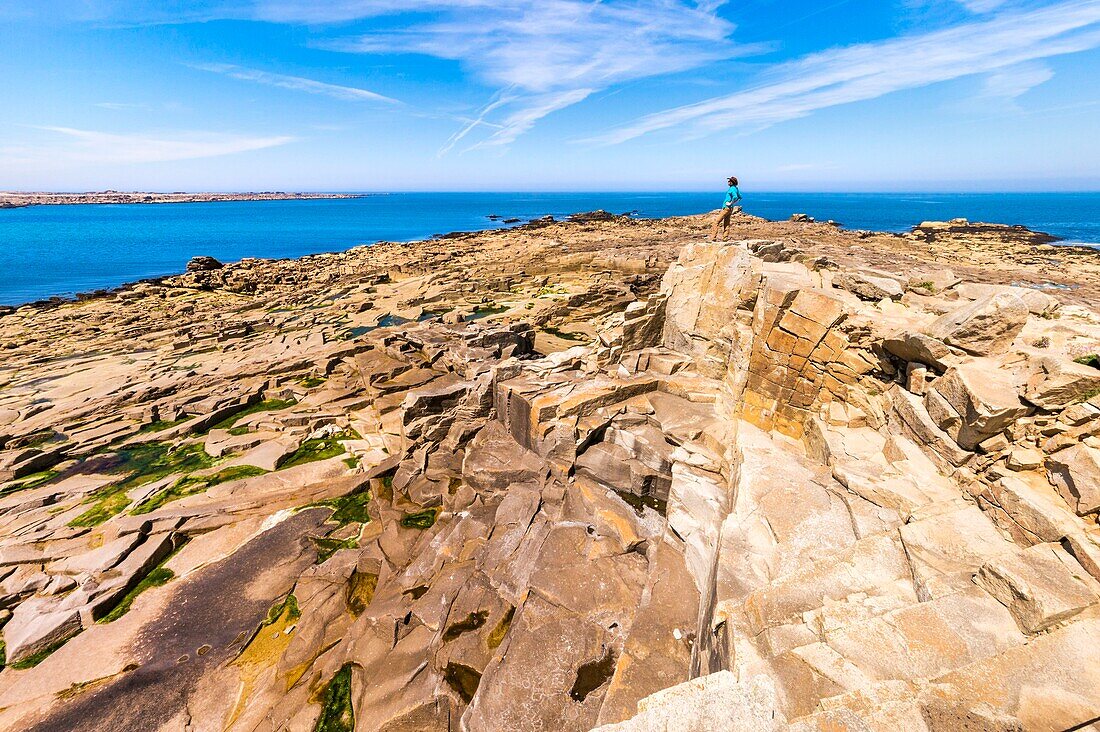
[1,192,1097,306]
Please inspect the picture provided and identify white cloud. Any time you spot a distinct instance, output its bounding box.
[957,0,1010,11]
[980,61,1054,99]
[192,63,399,104]
[472,89,595,150]
[23,127,294,164]
[25,1,752,149]
[589,0,1100,145]
[904,0,1010,14]
[318,0,752,151]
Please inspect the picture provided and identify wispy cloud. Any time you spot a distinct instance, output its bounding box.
[248,1,496,24]
[588,0,1100,145]
[95,102,153,111]
[980,61,1055,100]
[192,63,400,104]
[904,0,1010,15]
[21,127,294,164]
[24,1,752,149]
[319,0,755,151]
[473,89,595,150]
[956,0,1010,11]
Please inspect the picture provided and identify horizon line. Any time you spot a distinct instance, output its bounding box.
[5,189,1100,195]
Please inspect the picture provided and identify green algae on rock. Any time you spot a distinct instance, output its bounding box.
[443,662,481,704]
[138,416,191,434]
[442,611,488,642]
[98,540,188,623]
[263,593,301,628]
[207,398,298,432]
[345,571,378,617]
[485,605,515,650]
[310,536,358,564]
[98,567,175,623]
[399,507,439,530]
[314,663,355,732]
[313,490,371,525]
[133,465,267,514]
[8,637,72,670]
[70,442,218,527]
[0,469,60,496]
[277,429,360,470]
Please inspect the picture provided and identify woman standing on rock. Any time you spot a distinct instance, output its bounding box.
[712,175,742,241]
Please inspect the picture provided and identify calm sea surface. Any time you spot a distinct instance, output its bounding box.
[2,192,1097,305]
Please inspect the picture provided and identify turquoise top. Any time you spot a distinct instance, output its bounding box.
[724,185,741,208]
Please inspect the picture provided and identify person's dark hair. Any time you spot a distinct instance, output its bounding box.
[728,176,738,186]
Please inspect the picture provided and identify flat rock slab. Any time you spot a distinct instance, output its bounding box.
[976,542,1100,634]
[20,508,329,732]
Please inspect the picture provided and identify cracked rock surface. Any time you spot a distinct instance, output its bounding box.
[1,212,1099,731]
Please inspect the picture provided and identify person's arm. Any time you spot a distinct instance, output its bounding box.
[733,186,742,203]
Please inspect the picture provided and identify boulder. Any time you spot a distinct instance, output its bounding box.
[186,255,223,272]
[1006,448,1042,471]
[926,292,1029,356]
[1046,444,1100,515]
[1064,532,1100,583]
[1024,356,1100,409]
[926,363,1031,450]
[954,282,1059,316]
[905,269,960,295]
[461,422,545,493]
[832,270,904,301]
[887,385,972,470]
[882,332,953,372]
[620,295,667,353]
[660,242,759,377]
[1060,400,1100,426]
[982,475,1079,545]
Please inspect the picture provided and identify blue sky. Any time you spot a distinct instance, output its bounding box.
[1,0,1099,191]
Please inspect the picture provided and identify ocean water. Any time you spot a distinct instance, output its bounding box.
[1,192,1097,306]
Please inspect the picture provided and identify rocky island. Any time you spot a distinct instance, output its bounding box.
[1,212,1099,731]
[0,191,363,208]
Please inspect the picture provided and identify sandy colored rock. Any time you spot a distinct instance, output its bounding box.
[1,212,1098,732]
[1046,443,1100,515]
[976,542,1100,633]
[926,291,1029,356]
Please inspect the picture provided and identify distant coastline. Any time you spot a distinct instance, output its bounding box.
[2,192,1097,307]
[0,191,364,208]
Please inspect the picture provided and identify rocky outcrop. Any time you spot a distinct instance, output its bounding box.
[910,218,1059,247]
[186,255,223,272]
[1,213,1099,731]
[0,191,363,207]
